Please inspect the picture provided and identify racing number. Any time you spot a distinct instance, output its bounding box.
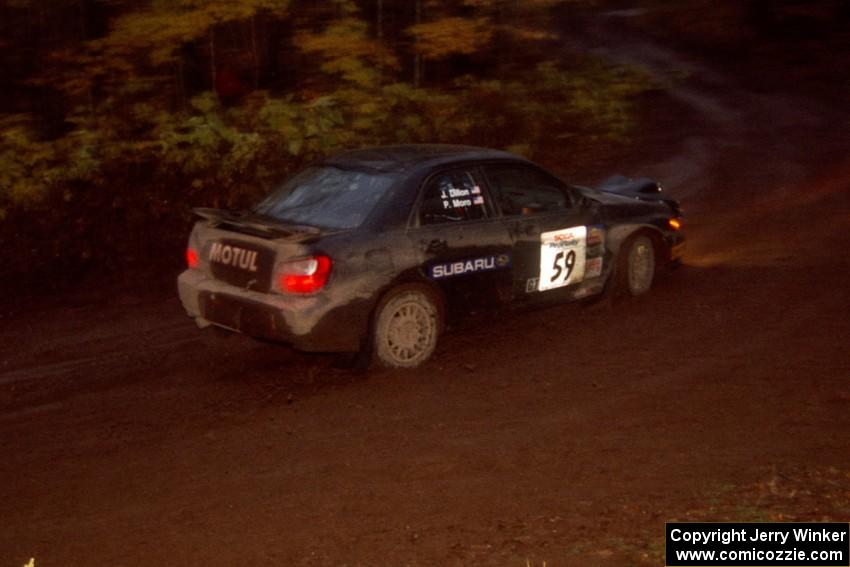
[550,250,576,283]
[538,226,587,292]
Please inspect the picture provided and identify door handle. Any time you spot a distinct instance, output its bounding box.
[515,223,537,237]
[420,238,448,253]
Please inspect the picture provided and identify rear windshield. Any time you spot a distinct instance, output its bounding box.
[254,166,397,230]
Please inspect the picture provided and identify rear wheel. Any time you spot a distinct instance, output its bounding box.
[373,286,441,369]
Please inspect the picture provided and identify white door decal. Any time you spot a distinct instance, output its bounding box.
[538,226,587,291]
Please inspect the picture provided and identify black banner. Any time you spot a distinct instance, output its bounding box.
[666,522,849,566]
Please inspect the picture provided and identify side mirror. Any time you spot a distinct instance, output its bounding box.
[570,191,592,211]
[580,195,600,214]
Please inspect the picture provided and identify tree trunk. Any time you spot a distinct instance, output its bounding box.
[79,0,94,116]
[413,0,422,88]
[209,27,217,95]
[376,0,384,84]
[176,56,186,110]
[78,0,86,39]
[495,1,504,82]
[250,15,260,90]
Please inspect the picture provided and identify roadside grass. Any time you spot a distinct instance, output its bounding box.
[561,466,850,566]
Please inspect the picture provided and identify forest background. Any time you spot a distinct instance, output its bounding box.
[1,0,845,290]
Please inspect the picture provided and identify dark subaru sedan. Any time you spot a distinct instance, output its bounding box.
[178,144,684,368]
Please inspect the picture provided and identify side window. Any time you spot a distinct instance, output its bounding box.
[418,169,488,225]
[485,164,571,216]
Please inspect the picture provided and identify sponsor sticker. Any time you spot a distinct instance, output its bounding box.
[438,177,485,211]
[587,225,605,247]
[209,242,259,272]
[429,254,511,279]
[585,257,603,278]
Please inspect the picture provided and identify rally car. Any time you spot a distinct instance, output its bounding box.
[178,144,685,368]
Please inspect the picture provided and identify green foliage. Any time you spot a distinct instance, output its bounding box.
[0,116,104,214]
[103,0,290,66]
[0,0,659,284]
[0,118,55,211]
[297,16,398,87]
[445,59,654,151]
[1,54,650,215]
[408,17,494,59]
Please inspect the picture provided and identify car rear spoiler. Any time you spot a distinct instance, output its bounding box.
[193,207,321,239]
[596,175,681,216]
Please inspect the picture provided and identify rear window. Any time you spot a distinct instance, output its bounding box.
[254,166,397,229]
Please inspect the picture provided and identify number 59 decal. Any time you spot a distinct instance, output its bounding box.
[538,226,587,291]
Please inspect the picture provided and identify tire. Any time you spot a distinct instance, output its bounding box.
[372,286,441,369]
[615,234,656,297]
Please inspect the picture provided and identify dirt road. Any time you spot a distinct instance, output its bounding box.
[2,30,849,567]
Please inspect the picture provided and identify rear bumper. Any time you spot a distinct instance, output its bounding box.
[177,269,365,352]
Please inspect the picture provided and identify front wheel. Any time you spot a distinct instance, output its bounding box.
[372,286,441,369]
[615,234,656,297]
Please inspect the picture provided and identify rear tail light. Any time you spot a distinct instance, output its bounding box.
[668,218,682,230]
[276,255,332,294]
[186,247,200,269]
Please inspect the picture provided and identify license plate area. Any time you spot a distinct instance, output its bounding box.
[199,292,286,340]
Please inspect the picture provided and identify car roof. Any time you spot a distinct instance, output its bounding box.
[322,144,522,174]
